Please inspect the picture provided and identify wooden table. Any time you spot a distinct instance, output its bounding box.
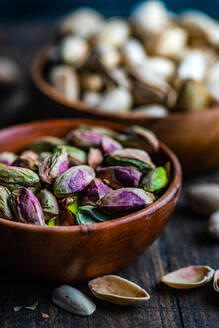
[0,21,218,328]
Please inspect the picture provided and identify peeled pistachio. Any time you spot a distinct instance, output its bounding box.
[141,167,168,194]
[52,285,96,316]
[54,165,95,198]
[66,128,102,149]
[0,166,40,188]
[208,211,219,240]
[132,104,168,118]
[0,152,17,166]
[82,178,112,205]
[10,187,45,225]
[176,79,210,112]
[97,166,142,189]
[60,8,104,38]
[131,0,169,35]
[96,19,130,48]
[39,148,69,184]
[178,51,207,82]
[105,148,155,171]
[0,185,13,220]
[122,38,147,67]
[54,145,86,166]
[213,270,219,292]
[87,148,103,169]
[97,188,155,215]
[119,126,159,154]
[49,65,79,100]
[185,183,219,216]
[101,136,122,153]
[89,275,150,305]
[161,266,215,289]
[37,189,59,222]
[12,151,38,170]
[28,136,64,153]
[61,35,89,66]
[98,88,132,113]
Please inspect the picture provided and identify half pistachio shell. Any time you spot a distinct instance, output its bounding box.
[213,269,219,292]
[161,266,215,289]
[89,275,150,305]
[54,165,95,198]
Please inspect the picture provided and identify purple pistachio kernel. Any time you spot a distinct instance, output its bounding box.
[11,187,45,225]
[54,165,95,198]
[101,136,123,153]
[97,188,155,215]
[97,166,142,189]
[66,129,102,149]
[82,178,112,205]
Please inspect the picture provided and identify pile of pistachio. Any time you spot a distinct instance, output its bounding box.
[0,125,169,226]
[47,1,219,116]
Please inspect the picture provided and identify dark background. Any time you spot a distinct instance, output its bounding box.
[0,0,219,21]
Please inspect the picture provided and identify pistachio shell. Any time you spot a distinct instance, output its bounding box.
[96,19,130,48]
[96,44,121,69]
[49,65,79,100]
[122,38,147,67]
[52,285,96,316]
[60,8,104,38]
[106,68,130,89]
[39,148,69,184]
[185,183,219,216]
[89,275,150,305]
[178,51,207,82]
[208,211,219,240]
[132,105,168,118]
[97,188,154,215]
[83,91,102,106]
[98,88,132,113]
[119,126,159,154]
[61,35,89,66]
[161,266,215,289]
[97,166,142,189]
[87,148,103,169]
[81,73,104,92]
[213,269,219,292]
[139,57,175,81]
[0,185,13,220]
[10,187,45,225]
[82,178,112,205]
[28,136,64,153]
[0,152,17,166]
[54,165,95,198]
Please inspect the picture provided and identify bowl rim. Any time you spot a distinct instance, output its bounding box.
[32,46,219,122]
[0,118,182,233]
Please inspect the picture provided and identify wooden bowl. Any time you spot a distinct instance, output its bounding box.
[32,47,219,174]
[0,119,181,283]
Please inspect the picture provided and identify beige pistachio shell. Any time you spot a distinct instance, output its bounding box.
[89,275,150,305]
[213,269,219,292]
[161,266,215,289]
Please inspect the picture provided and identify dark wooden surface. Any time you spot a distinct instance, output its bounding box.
[0,21,218,328]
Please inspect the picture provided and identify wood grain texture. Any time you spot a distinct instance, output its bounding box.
[0,21,218,328]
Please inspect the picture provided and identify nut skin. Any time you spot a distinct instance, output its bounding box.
[37,189,59,222]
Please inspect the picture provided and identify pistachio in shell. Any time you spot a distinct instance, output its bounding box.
[28,136,65,154]
[37,189,59,222]
[0,152,17,166]
[175,79,210,112]
[208,211,219,240]
[60,35,89,66]
[10,187,45,225]
[161,265,215,289]
[0,166,40,188]
[89,275,150,305]
[105,148,155,172]
[54,145,86,166]
[66,129,102,149]
[82,178,112,205]
[87,148,103,169]
[141,167,168,194]
[101,135,123,153]
[213,269,219,292]
[97,188,155,215]
[0,185,13,220]
[54,165,95,198]
[39,148,69,184]
[119,125,159,154]
[97,166,142,189]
